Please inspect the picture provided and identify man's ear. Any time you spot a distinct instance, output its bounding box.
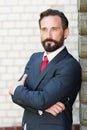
[64,28,69,39]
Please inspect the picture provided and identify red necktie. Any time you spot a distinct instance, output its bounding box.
[40,56,49,73]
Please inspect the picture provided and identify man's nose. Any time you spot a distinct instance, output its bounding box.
[47,30,52,38]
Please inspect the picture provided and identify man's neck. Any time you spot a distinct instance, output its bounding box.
[44,45,65,62]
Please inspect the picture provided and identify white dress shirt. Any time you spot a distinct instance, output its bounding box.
[43,45,65,62]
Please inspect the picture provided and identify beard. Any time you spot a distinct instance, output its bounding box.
[41,35,64,52]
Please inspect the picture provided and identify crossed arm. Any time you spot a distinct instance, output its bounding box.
[9,74,65,116]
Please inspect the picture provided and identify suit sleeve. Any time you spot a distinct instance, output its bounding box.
[12,59,82,111]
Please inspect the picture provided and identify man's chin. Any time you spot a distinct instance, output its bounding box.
[44,46,58,52]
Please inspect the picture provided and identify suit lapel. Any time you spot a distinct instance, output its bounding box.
[34,47,68,90]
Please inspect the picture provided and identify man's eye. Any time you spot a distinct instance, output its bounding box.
[41,28,47,31]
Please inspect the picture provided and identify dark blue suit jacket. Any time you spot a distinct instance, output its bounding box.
[12,47,82,130]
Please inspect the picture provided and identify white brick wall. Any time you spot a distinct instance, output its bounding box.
[0,0,79,126]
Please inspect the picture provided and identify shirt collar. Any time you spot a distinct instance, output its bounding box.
[43,45,65,62]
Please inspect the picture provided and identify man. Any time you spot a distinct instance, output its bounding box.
[9,9,82,130]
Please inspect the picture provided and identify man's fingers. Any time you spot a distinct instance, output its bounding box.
[50,103,63,114]
[45,108,58,116]
[45,102,65,116]
[49,110,57,116]
[45,103,62,116]
[20,74,27,85]
[51,106,60,115]
[56,102,65,111]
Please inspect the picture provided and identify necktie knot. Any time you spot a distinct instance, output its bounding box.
[40,56,48,73]
[43,56,48,62]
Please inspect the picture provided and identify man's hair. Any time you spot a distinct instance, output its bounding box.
[39,8,69,30]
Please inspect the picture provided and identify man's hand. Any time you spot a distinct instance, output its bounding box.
[9,74,27,96]
[45,102,65,116]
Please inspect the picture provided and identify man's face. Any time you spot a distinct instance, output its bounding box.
[40,16,67,53]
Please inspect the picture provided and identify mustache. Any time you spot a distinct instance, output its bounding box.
[42,38,58,44]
